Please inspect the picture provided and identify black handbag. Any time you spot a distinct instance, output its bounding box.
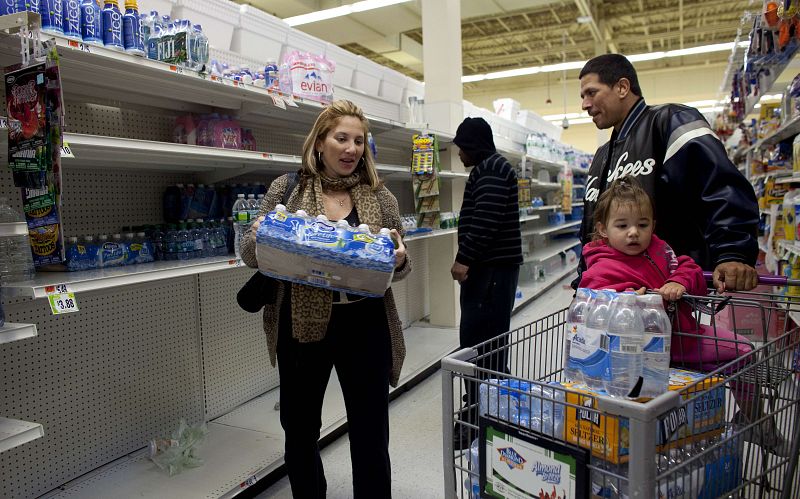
[236,172,299,313]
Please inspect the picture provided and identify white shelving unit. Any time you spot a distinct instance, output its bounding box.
[513,264,576,314]
[522,220,581,237]
[524,238,581,264]
[519,214,541,223]
[0,417,43,454]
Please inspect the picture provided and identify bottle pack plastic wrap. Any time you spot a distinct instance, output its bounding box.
[478,379,565,439]
[282,51,335,104]
[149,419,208,476]
[255,206,395,297]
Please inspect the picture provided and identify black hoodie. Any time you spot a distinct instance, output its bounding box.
[454,118,522,266]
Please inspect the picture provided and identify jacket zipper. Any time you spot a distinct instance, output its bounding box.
[644,251,668,281]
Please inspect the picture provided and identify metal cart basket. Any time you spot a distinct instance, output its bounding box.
[442,283,800,498]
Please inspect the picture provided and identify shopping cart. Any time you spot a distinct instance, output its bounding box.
[442,274,800,499]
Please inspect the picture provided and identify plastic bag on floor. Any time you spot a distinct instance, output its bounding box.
[149,419,209,476]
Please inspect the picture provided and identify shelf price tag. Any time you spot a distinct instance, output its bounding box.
[61,141,74,158]
[67,40,91,53]
[169,65,184,75]
[270,94,286,110]
[283,95,298,108]
[46,285,79,315]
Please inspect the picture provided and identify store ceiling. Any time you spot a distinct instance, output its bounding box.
[234,0,756,81]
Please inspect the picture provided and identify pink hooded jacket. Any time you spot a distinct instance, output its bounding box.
[579,234,707,333]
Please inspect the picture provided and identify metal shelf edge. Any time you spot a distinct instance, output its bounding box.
[0,417,44,454]
[0,323,38,344]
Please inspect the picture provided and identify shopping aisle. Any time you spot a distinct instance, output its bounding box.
[257,276,576,498]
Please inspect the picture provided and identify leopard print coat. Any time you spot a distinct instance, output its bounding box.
[240,173,412,387]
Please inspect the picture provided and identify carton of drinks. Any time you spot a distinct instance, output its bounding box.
[255,205,395,297]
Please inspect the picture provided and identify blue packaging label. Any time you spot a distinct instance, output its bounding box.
[1,1,19,14]
[102,5,123,48]
[18,0,37,13]
[122,10,144,52]
[80,2,101,42]
[101,242,125,266]
[40,0,63,33]
[62,0,81,38]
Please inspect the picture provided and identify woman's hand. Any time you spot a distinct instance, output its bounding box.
[250,216,265,243]
[390,229,406,269]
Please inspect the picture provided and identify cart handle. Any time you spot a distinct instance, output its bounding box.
[702,271,800,286]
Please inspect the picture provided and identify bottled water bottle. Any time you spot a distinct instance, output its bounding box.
[135,231,153,263]
[189,221,203,259]
[231,194,249,259]
[579,289,616,391]
[565,287,594,383]
[147,24,161,60]
[0,198,36,285]
[176,223,191,260]
[62,0,83,40]
[604,293,644,398]
[80,0,103,46]
[247,194,260,226]
[192,24,209,69]
[639,294,672,398]
[164,224,178,260]
[152,225,165,261]
[122,0,145,56]
[465,438,480,499]
[101,0,124,51]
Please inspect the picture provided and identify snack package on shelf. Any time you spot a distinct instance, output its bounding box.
[255,206,396,297]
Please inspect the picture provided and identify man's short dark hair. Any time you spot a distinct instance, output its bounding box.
[579,54,643,97]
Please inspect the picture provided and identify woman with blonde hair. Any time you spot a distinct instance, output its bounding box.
[241,99,411,498]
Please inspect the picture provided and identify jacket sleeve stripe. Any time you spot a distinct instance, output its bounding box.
[664,127,719,163]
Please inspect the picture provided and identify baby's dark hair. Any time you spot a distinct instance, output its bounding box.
[591,177,654,241]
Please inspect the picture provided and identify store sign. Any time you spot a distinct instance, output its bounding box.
[61,141,74,158]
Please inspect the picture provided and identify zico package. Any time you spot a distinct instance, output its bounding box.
[6,62,48,189]
[561,368,725,464]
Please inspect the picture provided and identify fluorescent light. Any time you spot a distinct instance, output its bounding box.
[463,41,742,83]
[543,112,588,120]
[284,0,413,26]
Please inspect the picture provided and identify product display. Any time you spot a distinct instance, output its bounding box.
[255,205,395,297]
[173,113,254,150]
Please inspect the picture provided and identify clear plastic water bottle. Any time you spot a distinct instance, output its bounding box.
[639,294,672,398]
[163,224,177,260]
[101,0,124,51]
[231,194,249,259]
[80,0,102,45]
[122,0,145,56]
[135,231,153,263]
[564,287,594,383]
[62,0,82,40]
[247,194,259,225]
[192,24,209,70]
[152,225,164,261]
[188,221,203,259]
[146,24,161,60]
[578,289,615,391]
[465,438,480,499]
[604,293,644,398]
[0,198,36,285]
[176,222,191,260]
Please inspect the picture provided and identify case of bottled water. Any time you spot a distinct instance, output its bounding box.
[255,205,396,297]
[565,287,594,383]
[639,294,671,398]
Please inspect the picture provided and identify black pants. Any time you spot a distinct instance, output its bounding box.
[277,290,392,499]
[458,265,520,422]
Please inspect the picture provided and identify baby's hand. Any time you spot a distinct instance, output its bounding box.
[657,282,686,301]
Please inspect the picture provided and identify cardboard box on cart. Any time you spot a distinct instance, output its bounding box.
[562,368,726,464]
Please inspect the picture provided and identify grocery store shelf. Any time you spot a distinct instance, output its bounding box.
[0,222,27,237]
[523,220,581,237]
[523,238,581,264]
[438,170,470,179]
[0,323,37,345]
[775,174,800,184]
[0,417,43,454]
[527,156,565,171]
[531,179,561,189]
[405,228,457,241]
[519,214,541,223]
[513,264,576,314]
[738,115,800,161]
[3,256,244,299]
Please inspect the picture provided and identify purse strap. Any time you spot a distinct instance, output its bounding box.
[282,172,299,205]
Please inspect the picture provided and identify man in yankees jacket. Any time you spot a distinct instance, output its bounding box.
[574,53,759,293]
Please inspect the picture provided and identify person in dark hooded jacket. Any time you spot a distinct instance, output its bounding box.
[450,117,522,450]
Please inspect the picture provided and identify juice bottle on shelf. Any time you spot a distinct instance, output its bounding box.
[40,0,64,36]
[62,0,82,40]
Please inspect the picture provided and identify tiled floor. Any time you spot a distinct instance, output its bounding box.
[258,276,576,498]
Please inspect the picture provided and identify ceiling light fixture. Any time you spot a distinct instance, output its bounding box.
[463,41,750,83]
[284,0,413,26]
